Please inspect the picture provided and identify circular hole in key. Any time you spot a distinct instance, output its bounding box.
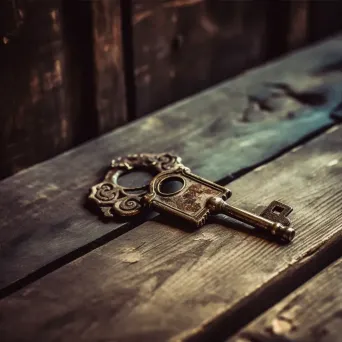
[158,176,185,195]
[117,170,155,189]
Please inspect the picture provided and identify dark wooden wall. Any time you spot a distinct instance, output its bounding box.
[1,0,342,179]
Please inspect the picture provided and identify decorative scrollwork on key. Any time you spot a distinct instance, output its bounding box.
[111,153,182,173]
[93,183,119,202]
[114,196,142,216]
[89,153,184,217]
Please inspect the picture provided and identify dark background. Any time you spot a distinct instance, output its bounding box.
[1,0,342,179]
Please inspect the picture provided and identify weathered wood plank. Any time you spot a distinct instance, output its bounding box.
[0,124,341,342]
[0,0,104,179]
[92,0,128,133]
[229,258,342,342]
[1,36,342,293]
[0,0,127,179]
[0,0,70,179]
[287,0,310,50]
[131,0,269,116]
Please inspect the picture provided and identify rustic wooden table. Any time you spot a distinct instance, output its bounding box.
[0,36,341,342]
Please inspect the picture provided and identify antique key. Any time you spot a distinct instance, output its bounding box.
[89,153,295,242]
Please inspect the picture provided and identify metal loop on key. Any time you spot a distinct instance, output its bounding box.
[89,153,183,217]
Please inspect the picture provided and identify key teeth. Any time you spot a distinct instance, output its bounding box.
[197,211,210,228]
[197,197,226,227]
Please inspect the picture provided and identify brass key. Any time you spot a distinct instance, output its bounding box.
[89,153,295,242]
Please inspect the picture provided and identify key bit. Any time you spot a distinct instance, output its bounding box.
[89,153,295,242]
[206,197,295,242]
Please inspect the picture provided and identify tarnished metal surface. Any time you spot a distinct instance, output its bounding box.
[89,153,183,217]
[207,197,295,242]
[89,153,295,242]
[143,167,231,227]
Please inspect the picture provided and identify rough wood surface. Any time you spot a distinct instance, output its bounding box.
[0,124,341,342]
[0,0,126,179]
[129,0,342,117]
[287,0,310,50]
[2,1,342,180]
[131,0,269,116]
[0,36,342,294]
[92,0,127,133]
[0,0,70,179]
[230,258,342,342]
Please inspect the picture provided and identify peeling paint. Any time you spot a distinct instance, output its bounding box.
[120,251,141,264]
[18,9,24,19]
[254,164,267,172]
[135,65,149,77]
[111,21,122,66]
[326,125,340,134]
[163,0,203,9]
[30,71,41,104]
[171,13,178,23]
[291,145,303,153]
[43,60,62,91]
[234,338,252,342]
[239,139,256,148]
[36,183,59,200]
[61,118,68,141]
[50,9,60,33]
[140,116,164,131]
[133,10,153,25]
[271,317,293,335]
[328,159,339,167]
[194,232,217,241]
[201,16,219,36]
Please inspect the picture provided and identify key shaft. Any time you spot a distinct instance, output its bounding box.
[207,197,295,242]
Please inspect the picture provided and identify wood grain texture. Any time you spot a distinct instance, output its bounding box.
[0,0,69,179]
[230,258,342,342]
[0,0,107,179]
[131,0,269,116]
[92,0,127,133]
[1,36,342,294]
[0,124,341,342]
[0,0,127,179]
[287,0,310,50]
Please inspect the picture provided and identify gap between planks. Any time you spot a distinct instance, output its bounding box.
[228,257,342,342]
[0,123,338,301]
[185,235,342,342]
[0,124,341,342]
[1,34,342,303]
